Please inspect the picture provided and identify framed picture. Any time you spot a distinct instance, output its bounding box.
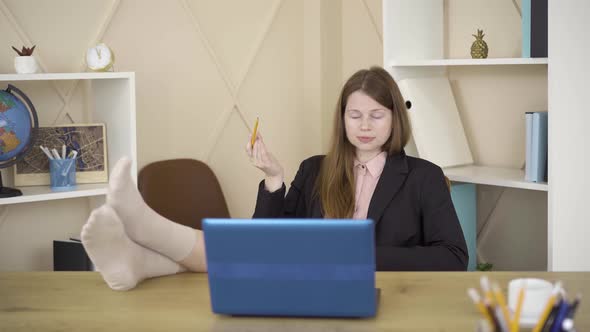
[14,123,108,186]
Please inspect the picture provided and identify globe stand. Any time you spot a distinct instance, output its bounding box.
[0,173,22,198]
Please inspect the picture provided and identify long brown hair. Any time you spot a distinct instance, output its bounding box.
[316,66,411,218]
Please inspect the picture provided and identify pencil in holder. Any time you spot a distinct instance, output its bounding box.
[50,159,76,191]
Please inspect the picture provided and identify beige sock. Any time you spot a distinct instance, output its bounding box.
[81,205,185,291]
[106,157,198,262]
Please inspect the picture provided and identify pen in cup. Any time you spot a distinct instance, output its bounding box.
[62,150,77,176]
[51,148,61,160]
[492,282,511,330]
[560,293,581,331]
[39,145,54,160]
[532,282,562,332]
[467,288,494,328]
[511,281,526,332]
[480,276,494,304]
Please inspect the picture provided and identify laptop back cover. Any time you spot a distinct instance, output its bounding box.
[203,218,376,317]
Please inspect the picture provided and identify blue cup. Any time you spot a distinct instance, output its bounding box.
[50,159,77,191]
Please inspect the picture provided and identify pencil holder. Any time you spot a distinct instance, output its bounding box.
[50,159,77,191]
[476,319,534,332]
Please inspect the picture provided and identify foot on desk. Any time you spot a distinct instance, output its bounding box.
[106,157,196,262]
[81,205,185,291]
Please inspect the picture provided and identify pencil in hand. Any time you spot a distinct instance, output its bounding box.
[250,117,259,147]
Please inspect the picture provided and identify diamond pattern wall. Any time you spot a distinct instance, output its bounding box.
[0,0,382,270]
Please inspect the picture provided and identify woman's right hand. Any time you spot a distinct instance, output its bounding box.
[246,133,284,192]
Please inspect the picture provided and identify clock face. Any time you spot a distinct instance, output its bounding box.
[86,43,113,71]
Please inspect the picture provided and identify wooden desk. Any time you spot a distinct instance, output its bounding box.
[1,272,588,331]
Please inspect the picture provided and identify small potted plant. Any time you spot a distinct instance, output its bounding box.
[12,45,38,74]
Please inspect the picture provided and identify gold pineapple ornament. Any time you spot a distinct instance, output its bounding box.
[470,29,488,59]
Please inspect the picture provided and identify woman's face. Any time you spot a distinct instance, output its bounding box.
[344,90,393,159]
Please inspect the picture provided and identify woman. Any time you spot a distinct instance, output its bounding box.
[247,66,468,271]
[81,66,467,292]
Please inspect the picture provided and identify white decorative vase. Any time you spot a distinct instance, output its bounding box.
[14,56,39,74]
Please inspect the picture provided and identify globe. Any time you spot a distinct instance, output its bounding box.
[0,84,38,198]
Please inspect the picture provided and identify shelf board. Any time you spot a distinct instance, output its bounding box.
[389,58,548,67]
[0,72,134,82]
[444,165,548,191]
[0,183,108,205]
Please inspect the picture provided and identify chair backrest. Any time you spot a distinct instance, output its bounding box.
[138,159,230,230]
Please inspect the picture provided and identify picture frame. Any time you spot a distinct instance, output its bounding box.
[14,123,108,186]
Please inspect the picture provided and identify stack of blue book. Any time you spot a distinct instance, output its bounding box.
[525,112,548,183]
[522,0,548,58]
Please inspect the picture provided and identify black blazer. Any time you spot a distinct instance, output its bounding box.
[253,151,468,271]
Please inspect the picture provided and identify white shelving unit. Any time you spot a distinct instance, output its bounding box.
[383,0,553,270]
[0,72,133,81]
[443,165,547,191]
[547,0,590,271]
[383,2,546,192]
[389,57,548,67]
[0,72,137,206]
[0,184,108,205]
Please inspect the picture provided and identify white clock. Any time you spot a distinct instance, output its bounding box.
[86,43,115,72]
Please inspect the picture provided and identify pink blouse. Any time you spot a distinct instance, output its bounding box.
[352,151,387,220]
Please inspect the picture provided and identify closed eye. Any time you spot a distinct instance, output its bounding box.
[347,110,362,119]
[371,112,385,119]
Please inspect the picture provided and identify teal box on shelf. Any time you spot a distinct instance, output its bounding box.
[49,159,77,191]
[450,183,477,271]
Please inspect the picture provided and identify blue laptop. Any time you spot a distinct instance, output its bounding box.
[202,218,378,317]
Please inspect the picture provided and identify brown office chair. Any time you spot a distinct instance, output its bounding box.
[138,159,230,230]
